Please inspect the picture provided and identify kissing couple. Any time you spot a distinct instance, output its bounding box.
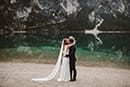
[32,36,77,82]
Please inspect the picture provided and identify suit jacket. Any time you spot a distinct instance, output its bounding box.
[66,45,77,62]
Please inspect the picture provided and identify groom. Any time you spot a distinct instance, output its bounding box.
[66,36,77,81]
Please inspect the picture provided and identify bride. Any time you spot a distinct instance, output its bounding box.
[32,38,75,82]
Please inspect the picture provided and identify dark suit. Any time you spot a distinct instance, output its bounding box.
[66,45,77,80]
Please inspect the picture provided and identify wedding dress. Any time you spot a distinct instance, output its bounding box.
[58,46,70,81]
[32,39,70,81]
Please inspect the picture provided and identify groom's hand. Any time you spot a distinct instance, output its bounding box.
[65,55,69,57]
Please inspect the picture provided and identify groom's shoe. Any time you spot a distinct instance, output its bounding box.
[70,79,76,82]
[73,78,76,81]
[70,79,73,81]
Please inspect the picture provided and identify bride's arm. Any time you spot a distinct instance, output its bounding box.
[66,39,76,48]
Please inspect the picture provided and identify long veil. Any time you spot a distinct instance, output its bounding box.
[32,40,64,81]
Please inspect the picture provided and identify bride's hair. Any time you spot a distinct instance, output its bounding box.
[64,39,69,45]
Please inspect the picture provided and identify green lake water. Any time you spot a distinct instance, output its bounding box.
[0,33,130,65]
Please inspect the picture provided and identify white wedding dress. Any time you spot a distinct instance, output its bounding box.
[58,46,70,81]
[32,40,70,81]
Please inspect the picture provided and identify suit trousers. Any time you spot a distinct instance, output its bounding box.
[69,61,77,80]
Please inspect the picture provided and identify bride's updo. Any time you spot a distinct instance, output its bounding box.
[64,39,69,45]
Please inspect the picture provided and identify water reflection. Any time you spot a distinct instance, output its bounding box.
[0,30,129,47]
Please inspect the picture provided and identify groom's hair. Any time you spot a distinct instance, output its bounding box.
[69,36,75,43]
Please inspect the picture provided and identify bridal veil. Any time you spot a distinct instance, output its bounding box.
[32,40,64,81]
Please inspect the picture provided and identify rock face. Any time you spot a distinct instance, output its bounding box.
[0,0,130,32]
